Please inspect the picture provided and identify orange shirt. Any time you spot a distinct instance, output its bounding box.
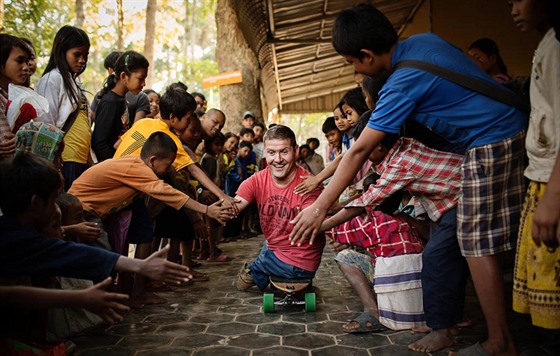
[69,155,189,217]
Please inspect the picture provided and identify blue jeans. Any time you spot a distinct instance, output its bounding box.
[249,242,315,290]
[422,207,468,329]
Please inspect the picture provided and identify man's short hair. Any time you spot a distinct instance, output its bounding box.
[263,125,297,148]
[321,116,338,134]
[140,132,178,159]
[103,51,123,70]
[0,153,61,215]
[159,83,196,120]
[332,4,397,59]
[239,128,255,137]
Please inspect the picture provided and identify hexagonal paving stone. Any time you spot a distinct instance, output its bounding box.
[257,322,305,335]
[235,312,281,324]
[242,296,264,306]
[252,346,308,356]
[172,334,226,349]
[206,322,256,336]
[283,333,336,350]
[144,313,190,325]
[157,322,207,337]
[368,344,421,355]
[190,313,235,324]
[218,304,261,314]
[306,321,345,336]
[203,297,243,305]
[227,333,281,349]
[336,333,391,348]
[177,304,220,315]
[136,347,193,355]
[77,346,134,355]
[327,311,361,323]
[106,322,159,336]
[311,345,369,355]
[194,346,250,356]
[282,311,329,324]
[118,335,173,350]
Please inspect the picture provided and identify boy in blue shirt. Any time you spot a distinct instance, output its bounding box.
[290,5,527,355]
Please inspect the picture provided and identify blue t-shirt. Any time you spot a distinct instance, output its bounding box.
[368,33,527,150]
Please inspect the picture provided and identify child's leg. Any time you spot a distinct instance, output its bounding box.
[130,242,166,306]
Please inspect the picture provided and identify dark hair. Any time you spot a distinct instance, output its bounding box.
[321,116,338,133]
[239,127,255,137]
[0,153,61,215]
[362,173,403,215]
[299,144,311,151]
[468,38,508,75]
[97,50,149,100]
[140,132,178,159]
[252,122,266,131]
[362,72,389,106]
[56,192,82,221]
[340,87,369,117]
[158,83,196,120]
[204,132,226,154]
[352,109,372,139]
[103,51,123,70]
[224,132,239,143]
[43,26,90,107]
[143,88,160,98]
[169,81,188,91]
[239,140,253,151]
[332,4,397,59]
[264,125,297,148]
[192,92,206,101]
[0,34,32,68]
[306,138,320,148]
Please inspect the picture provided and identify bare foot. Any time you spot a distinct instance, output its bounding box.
[408,328,455,353]
[412,325,431,333]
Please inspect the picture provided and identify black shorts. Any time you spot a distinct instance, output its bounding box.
[154,206,196,241]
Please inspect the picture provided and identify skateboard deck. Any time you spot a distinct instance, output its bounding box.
[263,276,316,313]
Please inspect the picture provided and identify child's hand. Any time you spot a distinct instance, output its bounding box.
[81,277,130,325]
[220,195,241,216]
[207,199,235,224]
[331,242,349,253]
[141,245,193,284]
[193,220,210,241]
[532,190,560,248]
[294,175,319,195]
[64,222,101,242]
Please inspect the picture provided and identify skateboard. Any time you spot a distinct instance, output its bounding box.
[262,276,316,313]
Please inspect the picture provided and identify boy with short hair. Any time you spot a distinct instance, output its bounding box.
[241,111,255,129]
[321,116,342,162]
[291,5,527,354]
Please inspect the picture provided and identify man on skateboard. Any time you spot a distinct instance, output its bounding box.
[234,125,325,291]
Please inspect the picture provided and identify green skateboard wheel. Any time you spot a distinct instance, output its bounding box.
[305,292,316,312]
[263,293,275,313]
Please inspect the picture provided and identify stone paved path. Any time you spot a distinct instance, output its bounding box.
[72,236,553,355]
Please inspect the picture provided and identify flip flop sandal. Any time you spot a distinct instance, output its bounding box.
[457,342,489,356]
[342,312,387,333]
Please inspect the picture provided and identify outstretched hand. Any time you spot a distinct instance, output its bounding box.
[221,195,241,216]
[207,199,236,224]
[289,204,326,246]
[81,277,130,325]
[141,245,192,284]
[294,176,319,195]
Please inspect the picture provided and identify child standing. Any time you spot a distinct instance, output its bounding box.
[510,0,560,338]
[36,26,91,189]
[321,116,342,162]
[92,51,149,162]
[143,89,160,119]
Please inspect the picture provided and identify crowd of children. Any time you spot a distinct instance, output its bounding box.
[0,1,559,354]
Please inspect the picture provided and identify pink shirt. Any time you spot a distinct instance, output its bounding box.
[236,166,325,272]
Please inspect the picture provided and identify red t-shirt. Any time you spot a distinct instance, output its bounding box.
[236,166,325,272]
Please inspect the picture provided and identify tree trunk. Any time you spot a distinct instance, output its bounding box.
[116,0,124,50]
[215,0,262,133]
[144,0,157,86]
[75,0,84,28]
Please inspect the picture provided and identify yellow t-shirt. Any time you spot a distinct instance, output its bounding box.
[62,93,91,163]
[114,118,194,171]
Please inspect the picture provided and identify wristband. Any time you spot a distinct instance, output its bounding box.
[205,205,209,215]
